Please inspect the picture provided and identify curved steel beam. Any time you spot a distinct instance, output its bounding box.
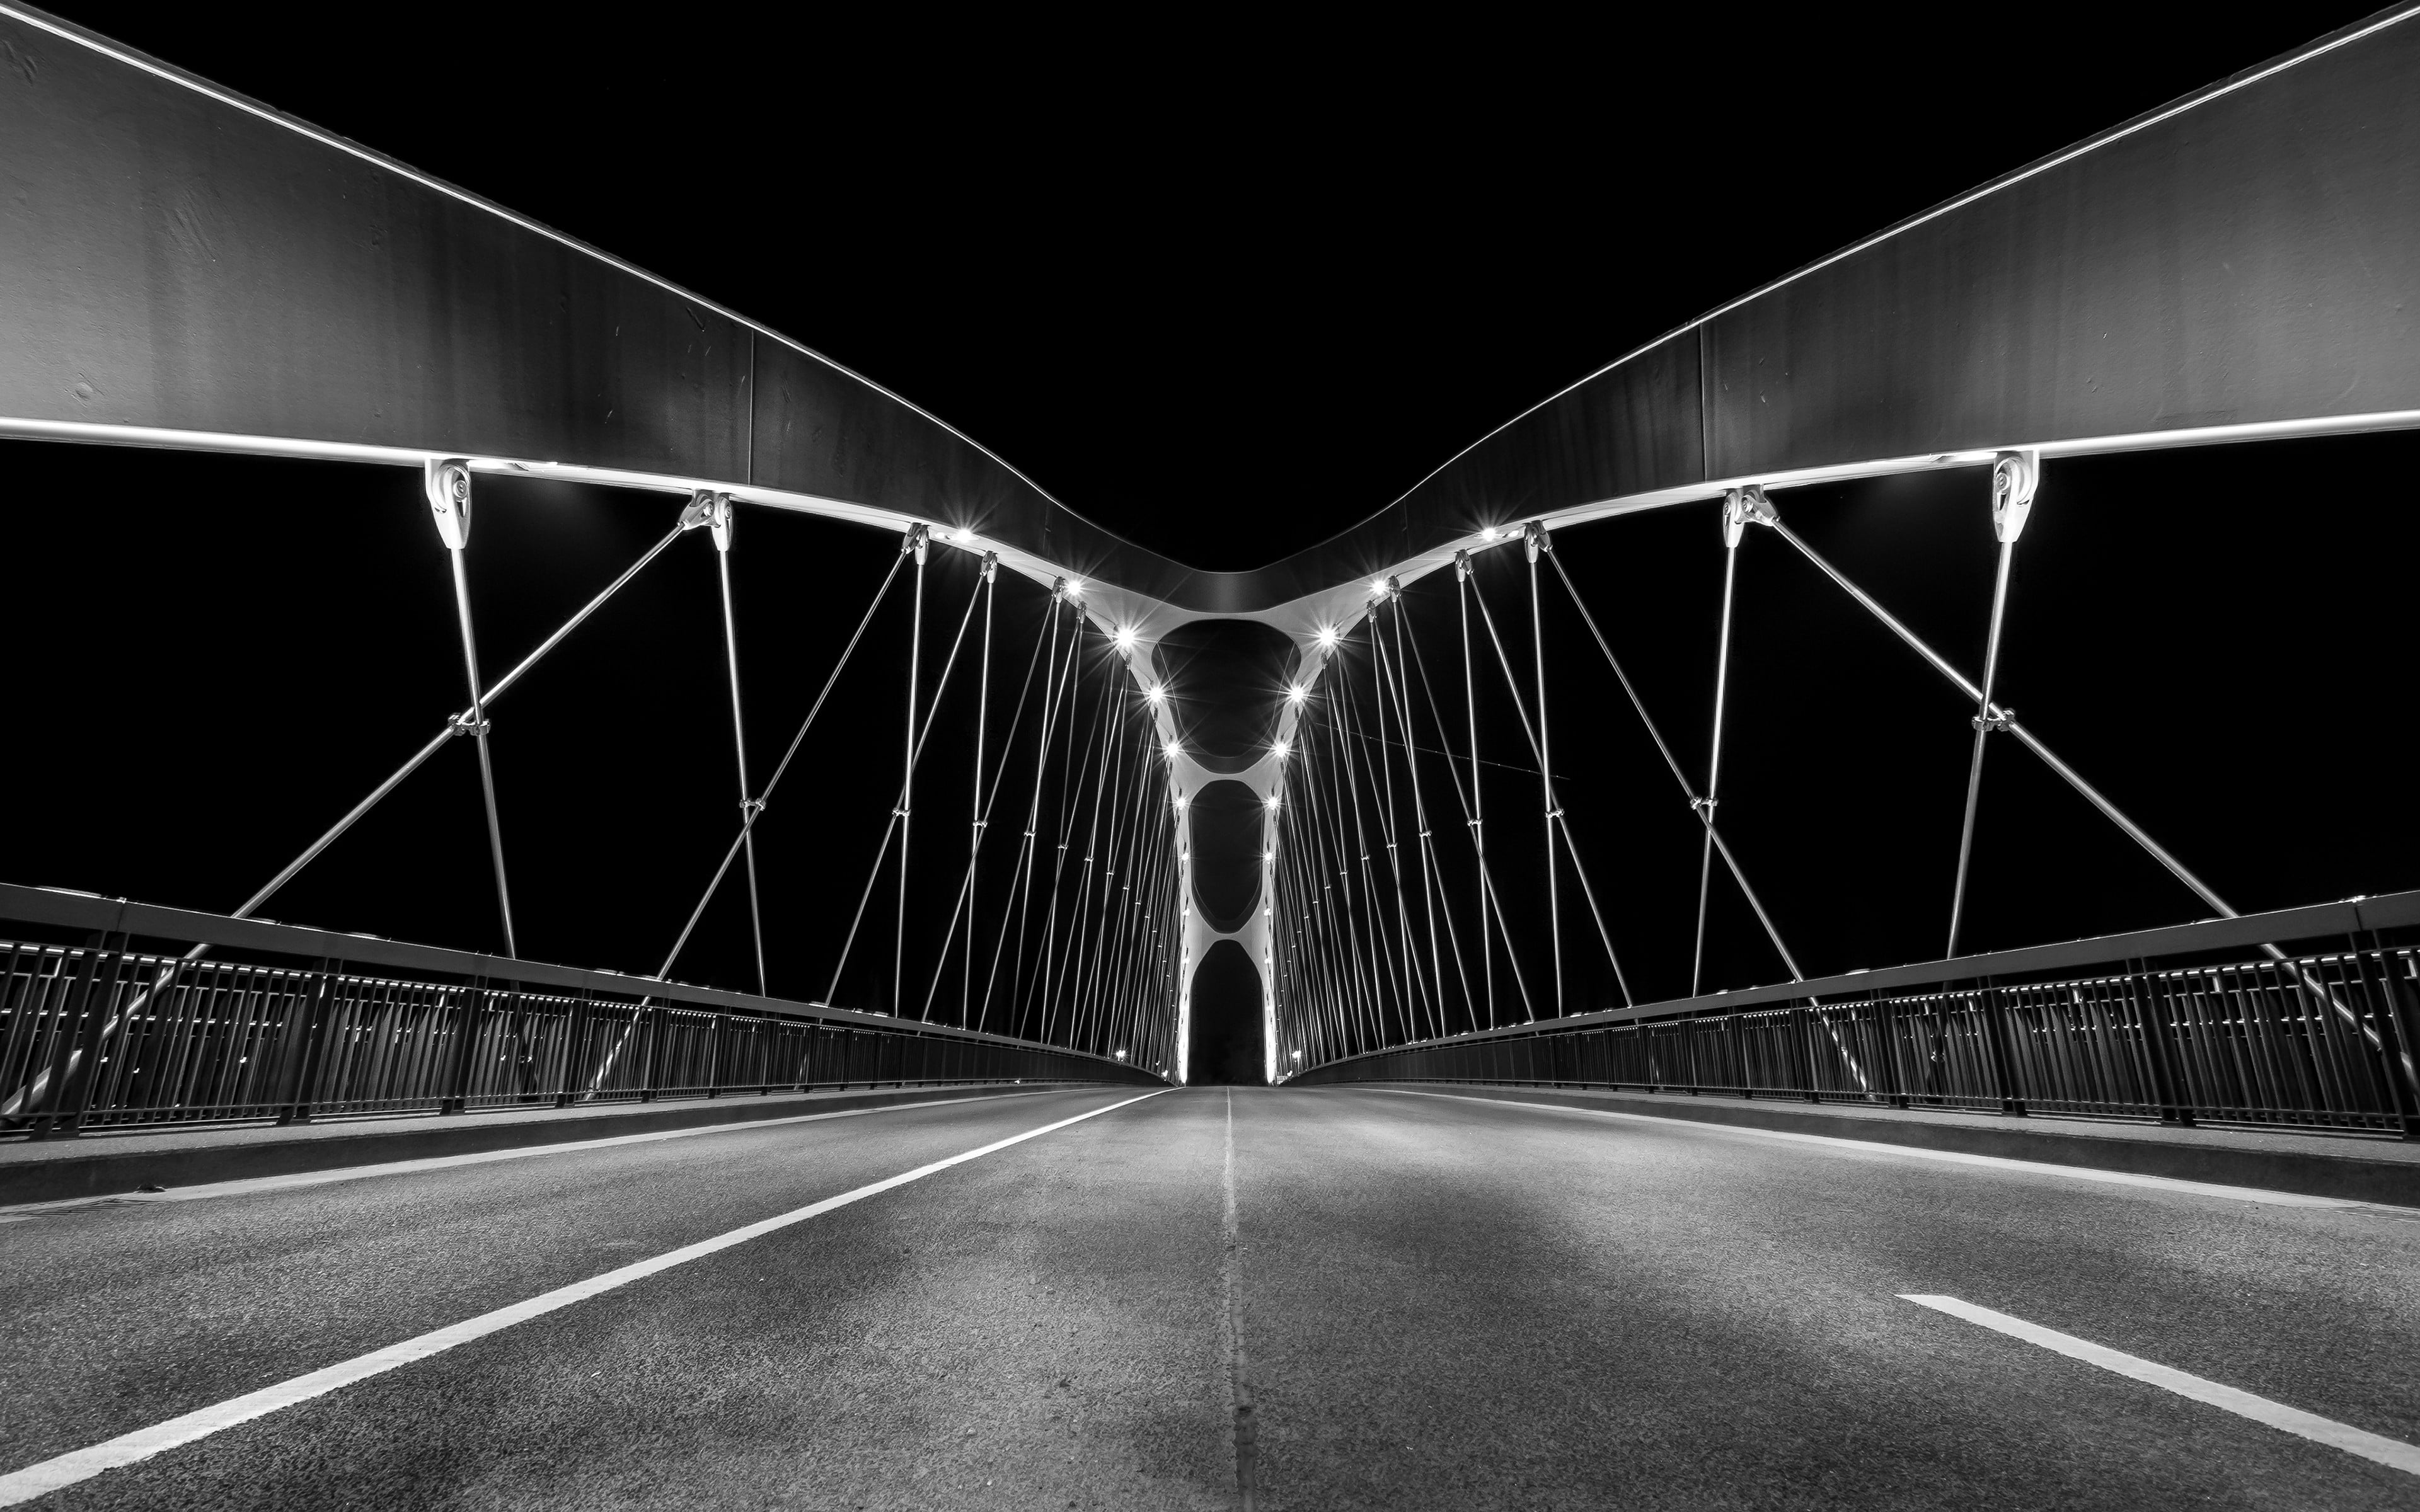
[3,3,2417,633]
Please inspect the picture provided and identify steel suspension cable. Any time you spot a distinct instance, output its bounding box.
[918,568,1061,1025]
[1545,545,1795,987]
[238,522,692,927]
[710,504,768,995]
[1034,646,1115,1044]
[1747,511,2399,1074]
[1406,583,1536,1025]
[1110,732,1167,1051]
[1302,726,1361,1058]
[1089,706,1152,1043]
[985,596,1075,1035]
[1455,559,1493,1023]
[1693,511,1746,996]
[1064,698,1136,1044]
[824,561,987,1008]
[964,556,997,1020]
[1374,597,1447,1040]
[1335,635,1419,1043]
[892,529,929,1016]
[1279,800,1333,1060]
[1525,532,1564,1014]
[1323,692,1392,1050]
[1466,566,1634,1009]
[1379,597,1473,1034]
[657,552,905,984]
[1357,604,1436,1039]
[2,507,687,1123]
[1093,739,1162,1053]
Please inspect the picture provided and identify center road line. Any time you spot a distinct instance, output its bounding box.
[0,1088,1073,1220]
[1373,1087,2404,1214]
[0,1089,1167,1509]
[1223,1089,1257,1511]
[1900,1294,2420,1476]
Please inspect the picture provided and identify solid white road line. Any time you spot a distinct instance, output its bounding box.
[1901,1294,2420,1476]
[1374,1088,2396,1213]
[0,1089,1166,1508]
[0,1088,1068,1219]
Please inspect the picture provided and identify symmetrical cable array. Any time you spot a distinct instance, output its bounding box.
[144,480,1184,1079]
[1270,466,2264,1077]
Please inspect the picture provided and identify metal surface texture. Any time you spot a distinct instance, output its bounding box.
[4,4,2419,622]
[0,885,1158,1136]
[1291,942,2420,1139]
[1285,889,2420,1137]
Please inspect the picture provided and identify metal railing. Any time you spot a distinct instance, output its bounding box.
[0,884,1160,1138]
[1287,891,2420,1138]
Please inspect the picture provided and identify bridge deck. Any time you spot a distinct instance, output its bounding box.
[4,1087,2415,1509]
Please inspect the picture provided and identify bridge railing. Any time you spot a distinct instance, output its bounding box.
[0,883,1160,1138]
[1286,891,2420,1138]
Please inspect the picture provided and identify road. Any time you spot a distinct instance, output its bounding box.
[3,1086,2415,1509]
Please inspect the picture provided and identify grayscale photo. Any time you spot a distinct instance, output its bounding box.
[3,2,2417,1506]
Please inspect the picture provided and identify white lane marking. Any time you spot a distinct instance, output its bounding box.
[1901,1294,2420,1476]
[1371,1088,2410,1214]
[0,1089,1068,1219]
[0,1090,1165,1508]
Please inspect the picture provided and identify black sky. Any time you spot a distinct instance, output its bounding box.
[8,3,2413,1028]
[40,3,2389,566]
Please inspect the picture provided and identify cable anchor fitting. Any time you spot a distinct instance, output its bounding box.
[1454,548,1472,582]
[1991,450,2040,544]
[1524,520,1552,562]
[425,459,473,550]
[682,490,735,551]
[1720,486,1778,549]
[902,522,929,564]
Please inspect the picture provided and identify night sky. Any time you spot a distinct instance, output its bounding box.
[6,3,2412,1058]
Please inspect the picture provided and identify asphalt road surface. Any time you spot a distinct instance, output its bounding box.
[3,1085,2416,1509]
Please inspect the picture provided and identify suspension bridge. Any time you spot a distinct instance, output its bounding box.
[3,4,2419,1506]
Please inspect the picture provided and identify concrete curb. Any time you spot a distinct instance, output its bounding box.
[1376,1083,2420,1208]
[0,1084,1080,1205]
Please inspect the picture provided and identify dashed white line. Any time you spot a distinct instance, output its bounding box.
[1374,1088,2406,1214]
[1901,1294,2420,1476]
[0,1090,1165,1508]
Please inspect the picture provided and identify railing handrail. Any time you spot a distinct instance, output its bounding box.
[1288,888,2420,1075]
[0,881,1139,1070]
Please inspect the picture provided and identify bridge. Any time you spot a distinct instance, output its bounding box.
[3,3,2419,1506]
